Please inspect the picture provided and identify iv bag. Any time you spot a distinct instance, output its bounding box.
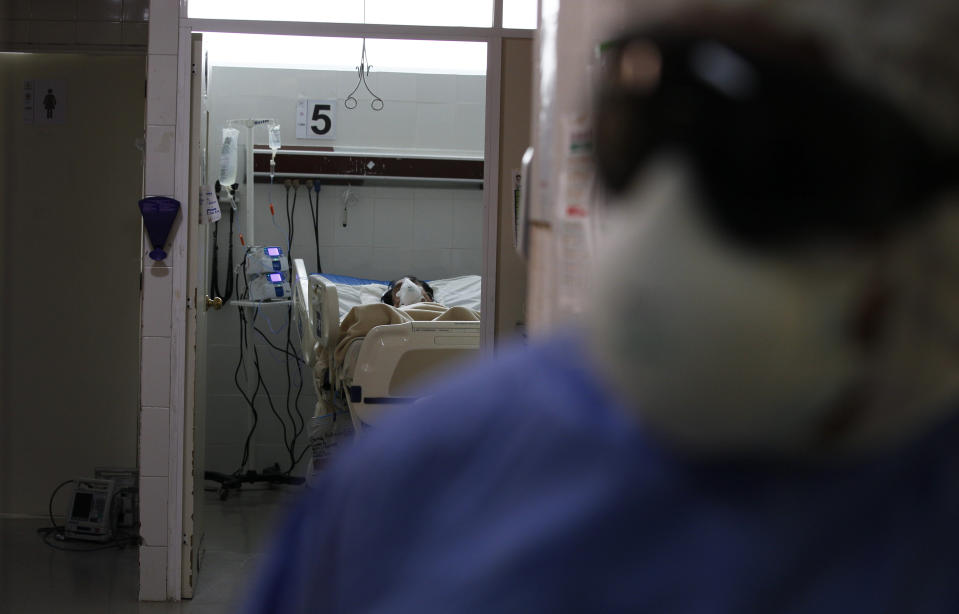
[219,127,239,186]
[268,124,282,152]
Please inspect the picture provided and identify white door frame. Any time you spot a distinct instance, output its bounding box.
[162,2,533,599]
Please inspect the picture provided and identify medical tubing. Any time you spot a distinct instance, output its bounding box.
[283,304,296,464]
[309,181,323,273]
[253,346,297,470]
[223,204,235,302]
[252,326,301,362]
[288,336,307,442]
[210,196,236,302]
[250,321,302,470]
[235,308,260,473]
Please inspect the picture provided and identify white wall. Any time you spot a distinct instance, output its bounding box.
[202,65,486,476]
[208,66,486,156]
[0,52,144,516]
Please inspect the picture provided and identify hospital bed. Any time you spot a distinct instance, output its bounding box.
[291,259,481,438]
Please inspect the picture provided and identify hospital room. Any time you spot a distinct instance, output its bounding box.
[199,32,490,489]
[5,0,959,610]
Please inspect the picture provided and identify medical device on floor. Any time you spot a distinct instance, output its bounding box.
[64,478,116,542]
[245,245,289,276]
[248,271,292,301]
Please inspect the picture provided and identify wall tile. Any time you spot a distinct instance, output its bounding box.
[411,248,451,281]
[373,198,413,248]
[205,343,243,397]
[415,73,456,103]
[0,20,21,41]
[204,301,241,346]
[452,198,484,250]
[78,0,122,20]
[456,75,486,104]
[138,545,168,601]
[141,336,171,407]
[415,104,455,150]
[29,20,75,43]
[122,0,149,21]
[146,0,176,54]
[376,72,417,102]
[205,394,254,446]
[147,53,177,125]
[453,103,486,153]
[254,395,313,446]
[139,476,168,546]
[414,187,458,201]
[413,200,453,249]
[333,246,374,277]
[332,200,373,247]
[30,0,77,20]
[142,266,172,336]
[6,0,31,19]
[144,124,175,197]
[76,20,122,45]
[370,248,412,284]
[450,248,483,276]
[121,21,146,44]
[140,407,170,477]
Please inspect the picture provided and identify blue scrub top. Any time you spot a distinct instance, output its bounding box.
[242,332,959,613]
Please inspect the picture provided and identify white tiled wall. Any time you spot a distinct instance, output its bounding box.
[139,0,179,602]
[209,66,486,155]
[0,0,149,50]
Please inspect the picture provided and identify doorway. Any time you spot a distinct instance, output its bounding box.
[184,31,489,598]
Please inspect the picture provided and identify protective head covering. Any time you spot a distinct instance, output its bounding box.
[585,0,959,458]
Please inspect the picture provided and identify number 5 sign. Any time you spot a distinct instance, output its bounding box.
[296,99,337,140]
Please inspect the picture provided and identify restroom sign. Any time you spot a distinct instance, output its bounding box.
[25,79,67,124]
[296,99,337,140]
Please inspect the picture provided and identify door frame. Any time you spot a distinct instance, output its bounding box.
[165,4,534,599]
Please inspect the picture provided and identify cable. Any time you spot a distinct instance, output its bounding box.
[252,325,302,362]
[234,306,261,472]
[47,479,74,531]
[37,528,141,552]
[307,181,323,274]
[253,345,296,471]
[210,190,237,303]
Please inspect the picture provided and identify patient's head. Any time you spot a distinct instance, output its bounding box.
[586,0,959,457]
[382,277,435,308]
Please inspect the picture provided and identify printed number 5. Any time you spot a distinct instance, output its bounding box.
[311,104,332,135]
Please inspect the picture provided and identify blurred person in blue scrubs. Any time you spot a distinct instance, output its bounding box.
[243,0,959,612]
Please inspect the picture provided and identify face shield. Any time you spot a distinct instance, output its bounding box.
[585,19,959,458]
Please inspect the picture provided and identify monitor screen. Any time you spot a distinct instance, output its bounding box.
[71,492,93,520]
[266,247,280,257]
[269,273,283,283]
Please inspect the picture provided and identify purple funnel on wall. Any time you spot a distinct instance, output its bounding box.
[139,196,180,261]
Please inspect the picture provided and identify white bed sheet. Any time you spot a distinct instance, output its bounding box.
[428,275,482,312]
[335,283,388,321]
